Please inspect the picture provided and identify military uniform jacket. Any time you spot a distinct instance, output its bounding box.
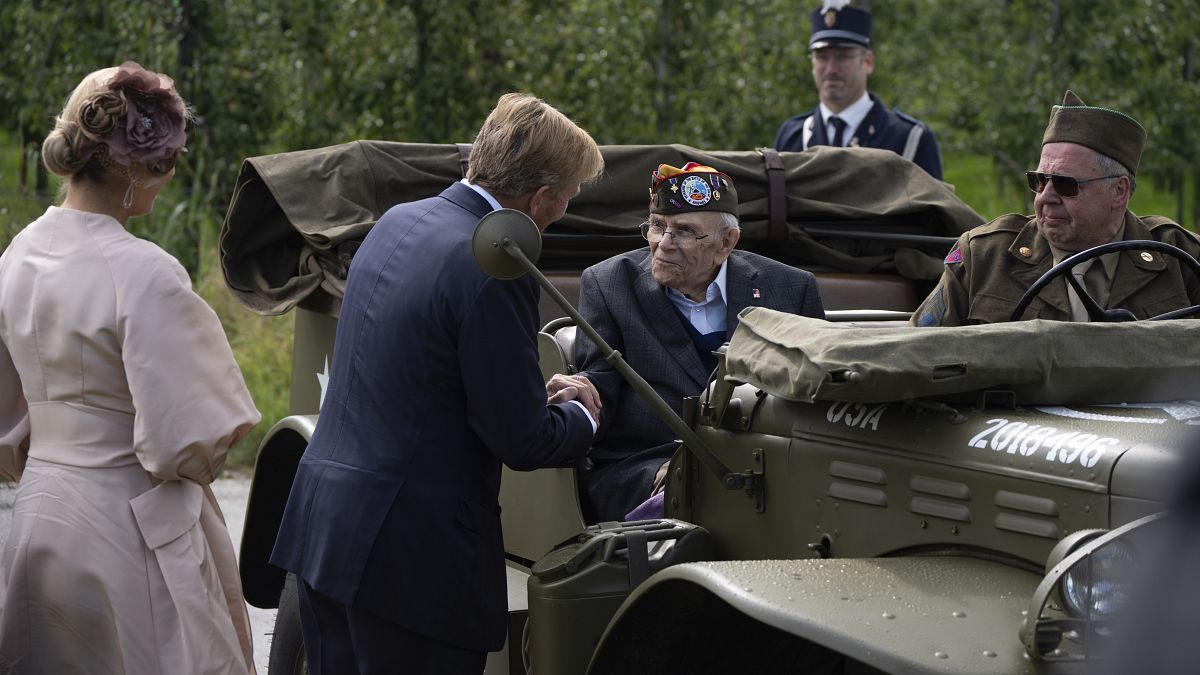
[774,93,943,180]
[911,210,1200,326]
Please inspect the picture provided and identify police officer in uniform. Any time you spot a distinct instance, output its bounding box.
[774,0,943,180]
[911,90,1200,326]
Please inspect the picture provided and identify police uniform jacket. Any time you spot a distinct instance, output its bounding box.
[774,93,943,180]
[911,210,1200,326]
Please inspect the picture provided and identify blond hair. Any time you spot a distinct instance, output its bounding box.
[467,93,603,197]
[41,67,120,179]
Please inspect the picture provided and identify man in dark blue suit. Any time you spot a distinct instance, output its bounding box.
[774,1,944,180]
[548,163,825,522]
[270,93,604,674]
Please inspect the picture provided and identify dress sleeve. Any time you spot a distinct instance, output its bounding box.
[120,253,261,483]
[0,334,29,481]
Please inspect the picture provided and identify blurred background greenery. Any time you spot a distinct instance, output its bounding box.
[1,0,1196,468]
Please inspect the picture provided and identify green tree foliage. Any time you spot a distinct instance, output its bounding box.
[2,0,1197,467]
[875,0,1200,218]
[5,0,1195,238]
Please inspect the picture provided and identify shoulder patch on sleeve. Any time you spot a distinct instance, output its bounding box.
[944,243,963,265]
[915,287,948,327]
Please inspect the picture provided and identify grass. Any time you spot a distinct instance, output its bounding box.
[196,263,294,468]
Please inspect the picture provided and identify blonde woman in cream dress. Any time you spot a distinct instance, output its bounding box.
[0,62,260,674]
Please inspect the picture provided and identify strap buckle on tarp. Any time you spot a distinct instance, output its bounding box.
[456,143,473,177]
[758,147,788,243]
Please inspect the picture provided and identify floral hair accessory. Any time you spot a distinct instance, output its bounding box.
[78,61,187,170]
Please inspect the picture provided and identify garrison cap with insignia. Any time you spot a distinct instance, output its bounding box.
[650,162,738,216]
[1043,90,1147,175]
[809,0,872,51]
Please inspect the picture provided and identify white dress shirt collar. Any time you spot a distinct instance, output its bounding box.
[461,178,502,212]
[666,259,729,334]
[819,91,872,146]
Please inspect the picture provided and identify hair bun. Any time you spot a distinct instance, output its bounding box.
[41,121,94,177]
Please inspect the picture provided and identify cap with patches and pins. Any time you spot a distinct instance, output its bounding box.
[1042,89,1147,176]
[649,162,738,216]
[809,0,872,51]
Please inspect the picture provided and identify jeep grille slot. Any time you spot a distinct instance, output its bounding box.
[910,475,971,500]
[828,461,886,484]
[827,460,889,507]
[828,482,888,507]
[909,497,972,522]
[995,513,1061,539]
[995,490,1059,516]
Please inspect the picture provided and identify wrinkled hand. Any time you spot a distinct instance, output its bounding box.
[547,373,602,424]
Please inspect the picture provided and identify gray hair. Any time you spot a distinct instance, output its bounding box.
[1094,149,1136,194]
[718,212,740,232]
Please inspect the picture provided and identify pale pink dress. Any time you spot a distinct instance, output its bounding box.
[0,206,260,674]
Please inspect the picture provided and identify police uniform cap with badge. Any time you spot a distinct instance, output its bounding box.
[809,0,871,51]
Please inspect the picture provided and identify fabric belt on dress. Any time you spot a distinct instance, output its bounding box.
[26,401,140,468]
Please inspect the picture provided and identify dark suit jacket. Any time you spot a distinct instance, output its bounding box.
[774,92,943,180]
[270,182,593,653]
[575,248,824,460]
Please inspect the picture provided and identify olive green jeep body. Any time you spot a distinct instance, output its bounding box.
[221,142,1196,674]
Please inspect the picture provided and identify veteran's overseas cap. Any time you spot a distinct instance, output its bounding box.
[1043,90,1147,175]
[809,0,872,50]
[649,162,738,216]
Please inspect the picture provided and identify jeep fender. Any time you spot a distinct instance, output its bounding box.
[588,558,1045,675]
[238,414,317,608]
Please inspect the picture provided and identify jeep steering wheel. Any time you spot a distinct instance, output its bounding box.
[1010,239,1200,322]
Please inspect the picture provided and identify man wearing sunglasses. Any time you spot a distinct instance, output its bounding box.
[911,91,1200,326]
[773,1,944,180]
[546,162,824,522]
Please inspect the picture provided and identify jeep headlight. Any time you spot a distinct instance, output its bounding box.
[1060,540,1135,618]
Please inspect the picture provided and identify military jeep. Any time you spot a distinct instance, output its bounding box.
[220,142,1198,674]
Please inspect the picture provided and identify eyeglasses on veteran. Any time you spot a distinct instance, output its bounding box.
[639,221,711,246]
[1025,171,1122,197]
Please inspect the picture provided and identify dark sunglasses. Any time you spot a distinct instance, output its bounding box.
[1025,171,1122,197]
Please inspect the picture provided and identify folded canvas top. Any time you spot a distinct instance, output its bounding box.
[724,307,1200,405]
[219,142,983,316]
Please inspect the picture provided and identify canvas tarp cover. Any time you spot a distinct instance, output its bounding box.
[220,141,984,316]
[725,307,1200,405]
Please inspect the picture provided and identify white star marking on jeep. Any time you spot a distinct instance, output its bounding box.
[317,357,330,411]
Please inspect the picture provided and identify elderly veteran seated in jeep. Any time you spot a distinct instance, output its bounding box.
[547,162,825,523]
[911,91,1200,326]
